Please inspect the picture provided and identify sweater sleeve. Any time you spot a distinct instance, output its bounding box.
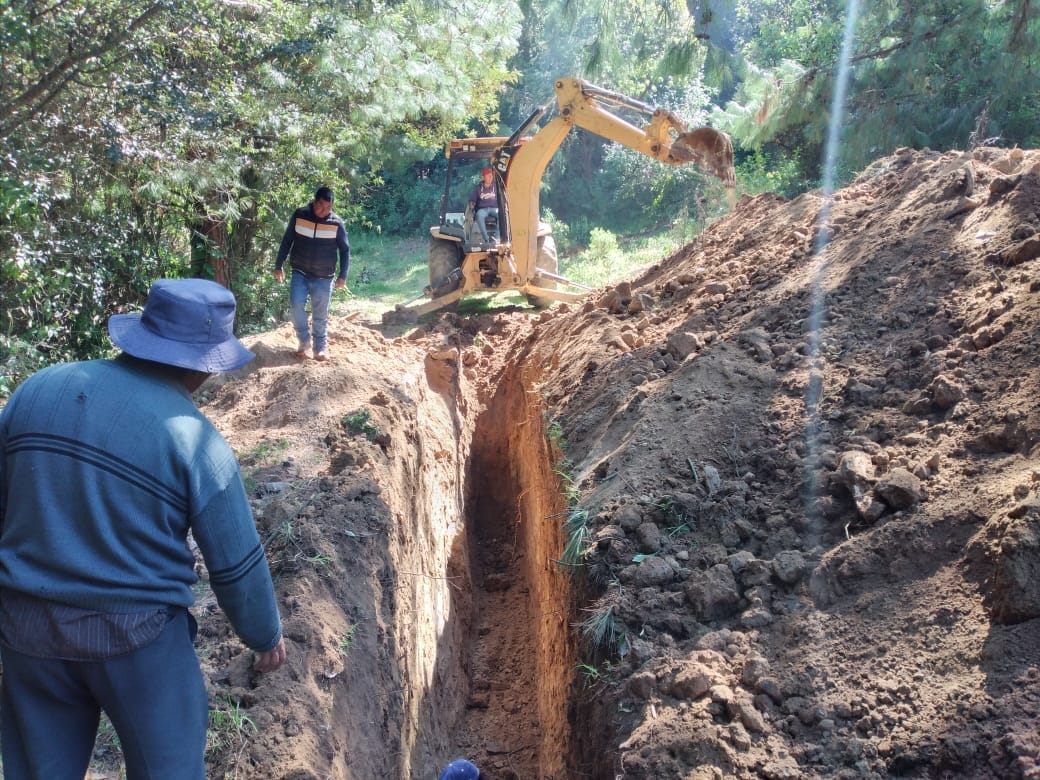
[190,445,282,652]
[337,225,350,280]
[0,398,10,531]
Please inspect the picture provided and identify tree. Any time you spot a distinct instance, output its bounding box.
[1,0,522,391]
[717,0,1040,181]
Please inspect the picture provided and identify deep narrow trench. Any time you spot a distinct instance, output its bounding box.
[444,364,582,779]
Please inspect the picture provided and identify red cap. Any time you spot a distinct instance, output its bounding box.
[481,167,493,175]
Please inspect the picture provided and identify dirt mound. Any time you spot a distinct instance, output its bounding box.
[132,145,1040,779]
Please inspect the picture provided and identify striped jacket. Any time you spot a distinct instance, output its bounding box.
[276,205,350,279]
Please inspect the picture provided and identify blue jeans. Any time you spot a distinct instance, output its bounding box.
[290,270,334,352]
[475,207,499,242]
[0,609,207,779]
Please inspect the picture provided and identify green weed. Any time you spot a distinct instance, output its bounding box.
[555,469,580,507]
[342,409,382,441]
[577,603,621,652]
[237,437,290,466]
[545,414,566,448]
[264,520,334,575]
[206,696,256,757]
[337,625,358,657]
[654,496,692,534]
[577,661,603,687]
[561,507,592,567]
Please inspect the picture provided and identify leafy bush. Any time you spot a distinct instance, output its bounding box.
[735,148,815,197]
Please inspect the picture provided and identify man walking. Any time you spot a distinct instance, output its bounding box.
[0,278,286,779]
[274,185,350,361]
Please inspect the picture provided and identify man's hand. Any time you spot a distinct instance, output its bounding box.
[253,637,287,673]
[273,268,285,283]
[334,277,346,290]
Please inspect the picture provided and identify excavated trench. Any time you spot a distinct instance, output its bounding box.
[197,333,619,779]
[407,357,603,778]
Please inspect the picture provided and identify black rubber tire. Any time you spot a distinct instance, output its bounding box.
[526,234,559,308]
[428,238,462,298]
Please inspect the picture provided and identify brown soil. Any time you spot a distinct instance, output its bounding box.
[92,146,1040,779]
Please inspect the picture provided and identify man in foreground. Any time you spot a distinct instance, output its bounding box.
[274,185,350,361]
[0,278,286,779]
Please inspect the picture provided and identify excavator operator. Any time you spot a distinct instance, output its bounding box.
[468,167,500,245]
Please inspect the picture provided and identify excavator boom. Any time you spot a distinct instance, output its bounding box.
[499,78,735,292]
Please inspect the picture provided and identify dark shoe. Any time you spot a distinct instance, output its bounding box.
[295,342,310,358]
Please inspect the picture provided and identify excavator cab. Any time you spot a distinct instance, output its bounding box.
[436,140,510,250]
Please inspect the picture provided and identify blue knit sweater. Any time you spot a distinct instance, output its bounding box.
[0,356,282,652]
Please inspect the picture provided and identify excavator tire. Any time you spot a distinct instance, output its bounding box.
[428,237,462,299]
[526,234,559,309]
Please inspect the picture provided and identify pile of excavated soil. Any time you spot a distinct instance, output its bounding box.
[89,145,1040,779]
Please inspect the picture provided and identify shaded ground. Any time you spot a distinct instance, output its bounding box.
[80,145,1040,779]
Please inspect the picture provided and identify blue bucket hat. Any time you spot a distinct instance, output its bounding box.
[438,759,480,780]
[108,279,254,373]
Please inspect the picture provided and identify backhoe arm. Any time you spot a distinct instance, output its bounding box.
[501,77,735,294]
[557,79,733,177]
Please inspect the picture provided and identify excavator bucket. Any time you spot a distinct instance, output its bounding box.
[671,127,736,188]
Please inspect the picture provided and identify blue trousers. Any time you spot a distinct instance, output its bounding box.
[289,269,334,352]
[0,609,207,780]
[475,207,499,242]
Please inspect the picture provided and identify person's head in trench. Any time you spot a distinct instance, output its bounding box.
[438,757,482,780]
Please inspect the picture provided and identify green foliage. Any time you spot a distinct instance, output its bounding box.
[577,600,628,657]
[545,415,566,448]
[654,496,693,535]
[540,209,572,254]
[337,625,358,657]
[734,148,813,197]
[0,0,524,395]
[587,228,621,263]
[207,696,256,757]
[718,0,1040,181]
[560,228,687,290]
[576,660,604,687]
[342,409,381,441]
[561,507,592,567]
[238,438,291,466]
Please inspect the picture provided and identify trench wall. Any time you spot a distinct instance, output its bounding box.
[385,348,579,777]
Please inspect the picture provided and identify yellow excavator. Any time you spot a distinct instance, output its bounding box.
[385,77,736,322]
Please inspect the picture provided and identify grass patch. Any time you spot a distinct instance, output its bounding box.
[237,437,290,466]
[545,414,566,449]
[561,228,686,289]
[330,232,428,322]
[561,507,592,567]
[327,224,690,324]
[207,696,256,758]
